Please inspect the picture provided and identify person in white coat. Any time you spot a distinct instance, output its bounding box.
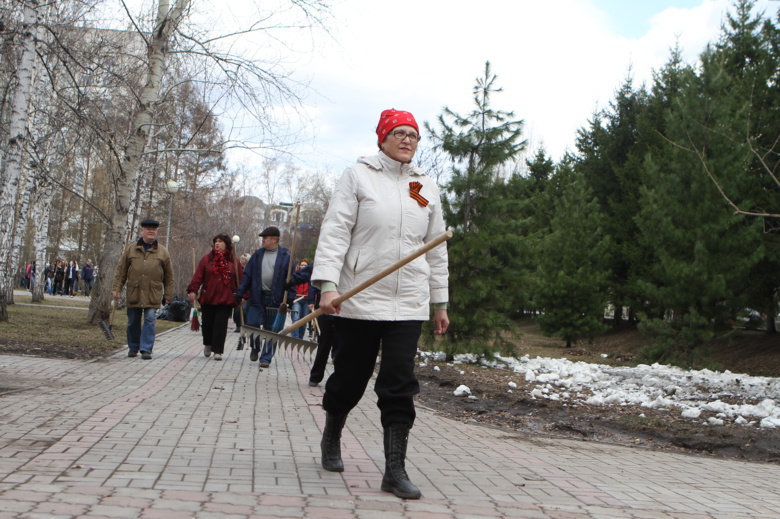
[312,108,449,499]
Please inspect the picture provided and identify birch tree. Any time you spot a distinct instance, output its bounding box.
[86,0,333,324]
[0,0,43,321]
[30,164,53,303]
[86,0,194,324]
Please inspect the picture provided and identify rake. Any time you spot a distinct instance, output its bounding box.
[98,298,116,340]
[242,230,452,356]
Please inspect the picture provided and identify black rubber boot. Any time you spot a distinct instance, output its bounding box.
[381,424,422,499]
[320,413,347,472]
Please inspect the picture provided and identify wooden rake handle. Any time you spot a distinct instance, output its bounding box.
[277,230,452,335]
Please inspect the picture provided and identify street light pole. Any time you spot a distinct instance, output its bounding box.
[164,180,180,249]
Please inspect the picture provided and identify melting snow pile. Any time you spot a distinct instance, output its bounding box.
[418,351,780,429]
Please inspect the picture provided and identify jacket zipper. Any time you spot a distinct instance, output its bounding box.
[395,165,406,318]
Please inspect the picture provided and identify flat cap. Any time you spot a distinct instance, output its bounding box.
[140,219,160,228]
[258,226,280,237]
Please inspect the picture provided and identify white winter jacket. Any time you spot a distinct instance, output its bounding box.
[312,151,449,321]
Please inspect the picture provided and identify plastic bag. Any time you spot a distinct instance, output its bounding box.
[165,297,192,322]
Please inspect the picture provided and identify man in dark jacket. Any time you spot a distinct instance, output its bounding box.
[235,226,292,368]
[112,219,174,360]
[43,262,54,295]
[81,260,94,297]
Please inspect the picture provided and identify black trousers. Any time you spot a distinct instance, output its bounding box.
[309,314,339,383]
[232,300,248,330]
[200,304,232,354]
[323,318,422,428]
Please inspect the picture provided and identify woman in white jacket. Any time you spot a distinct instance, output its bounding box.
[312,109,449,499]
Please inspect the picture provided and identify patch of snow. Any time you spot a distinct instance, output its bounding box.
[760,417,780,429]
[418,350,780,428]
[453,385,471,397]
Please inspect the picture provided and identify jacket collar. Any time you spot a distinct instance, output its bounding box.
[358,151,425,177]
[136,238,158,251]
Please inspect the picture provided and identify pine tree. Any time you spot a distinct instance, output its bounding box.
[426,62,526,353]
[574,74,651,326]
[635,38,765,357]
[534,168,611,347]
[712,0,780,331]
[508,149,558,315]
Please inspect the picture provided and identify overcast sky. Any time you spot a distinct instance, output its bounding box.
[248,0,777,176]
[123,0,778,178]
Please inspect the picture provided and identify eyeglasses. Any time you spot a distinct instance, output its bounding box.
[389,129,422,142]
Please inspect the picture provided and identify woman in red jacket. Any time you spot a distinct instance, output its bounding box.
[187,234,243,361]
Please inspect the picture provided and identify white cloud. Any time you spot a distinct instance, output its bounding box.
[280,0,777,173]
[122,0,778,173]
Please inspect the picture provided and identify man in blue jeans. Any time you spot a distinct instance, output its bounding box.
[112,219,174,360]
[235,226,293,368]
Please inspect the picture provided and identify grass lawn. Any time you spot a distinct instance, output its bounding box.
[0,293,184,359]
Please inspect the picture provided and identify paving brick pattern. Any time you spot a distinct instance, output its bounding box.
[0,324,778,518]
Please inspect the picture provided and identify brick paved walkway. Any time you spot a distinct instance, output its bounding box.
[0,323,778,518]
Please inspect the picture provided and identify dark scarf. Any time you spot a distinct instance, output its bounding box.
[212,249,232,286]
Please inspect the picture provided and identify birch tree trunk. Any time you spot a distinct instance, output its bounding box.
[31,166,52,302]
[0,0,42,321]
[9,168,36,297]
[87,0,191,324]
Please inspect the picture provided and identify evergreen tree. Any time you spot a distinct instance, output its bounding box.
[628,47,692,321]
[711,0,780,331]
[525,148,555,194]
[425,62,526,353]
[635,33,766,358]
[509,148,558,315]
[534,168,611,347]
[637,0,779,350]
[574,74,651,326]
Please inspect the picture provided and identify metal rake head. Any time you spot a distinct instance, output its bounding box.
[241,325,318,356]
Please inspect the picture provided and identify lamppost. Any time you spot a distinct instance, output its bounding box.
[163,180,180,249]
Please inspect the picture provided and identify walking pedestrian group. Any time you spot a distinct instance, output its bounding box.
[64,107,449,501]
[25,257,96,297]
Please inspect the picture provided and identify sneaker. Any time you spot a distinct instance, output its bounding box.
[203,345,212,358]
[128,351,138,358]
[250,350,258,362]
[214,354,222,361]
[141,352,152,360]
[259,361,270,368]
[308,380,318,387]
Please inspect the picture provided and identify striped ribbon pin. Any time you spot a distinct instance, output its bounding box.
[409,181,429,207]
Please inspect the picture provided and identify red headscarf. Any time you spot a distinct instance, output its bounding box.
[376,109,419,148]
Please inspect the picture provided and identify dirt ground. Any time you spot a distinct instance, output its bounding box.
[414,321,780,465]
